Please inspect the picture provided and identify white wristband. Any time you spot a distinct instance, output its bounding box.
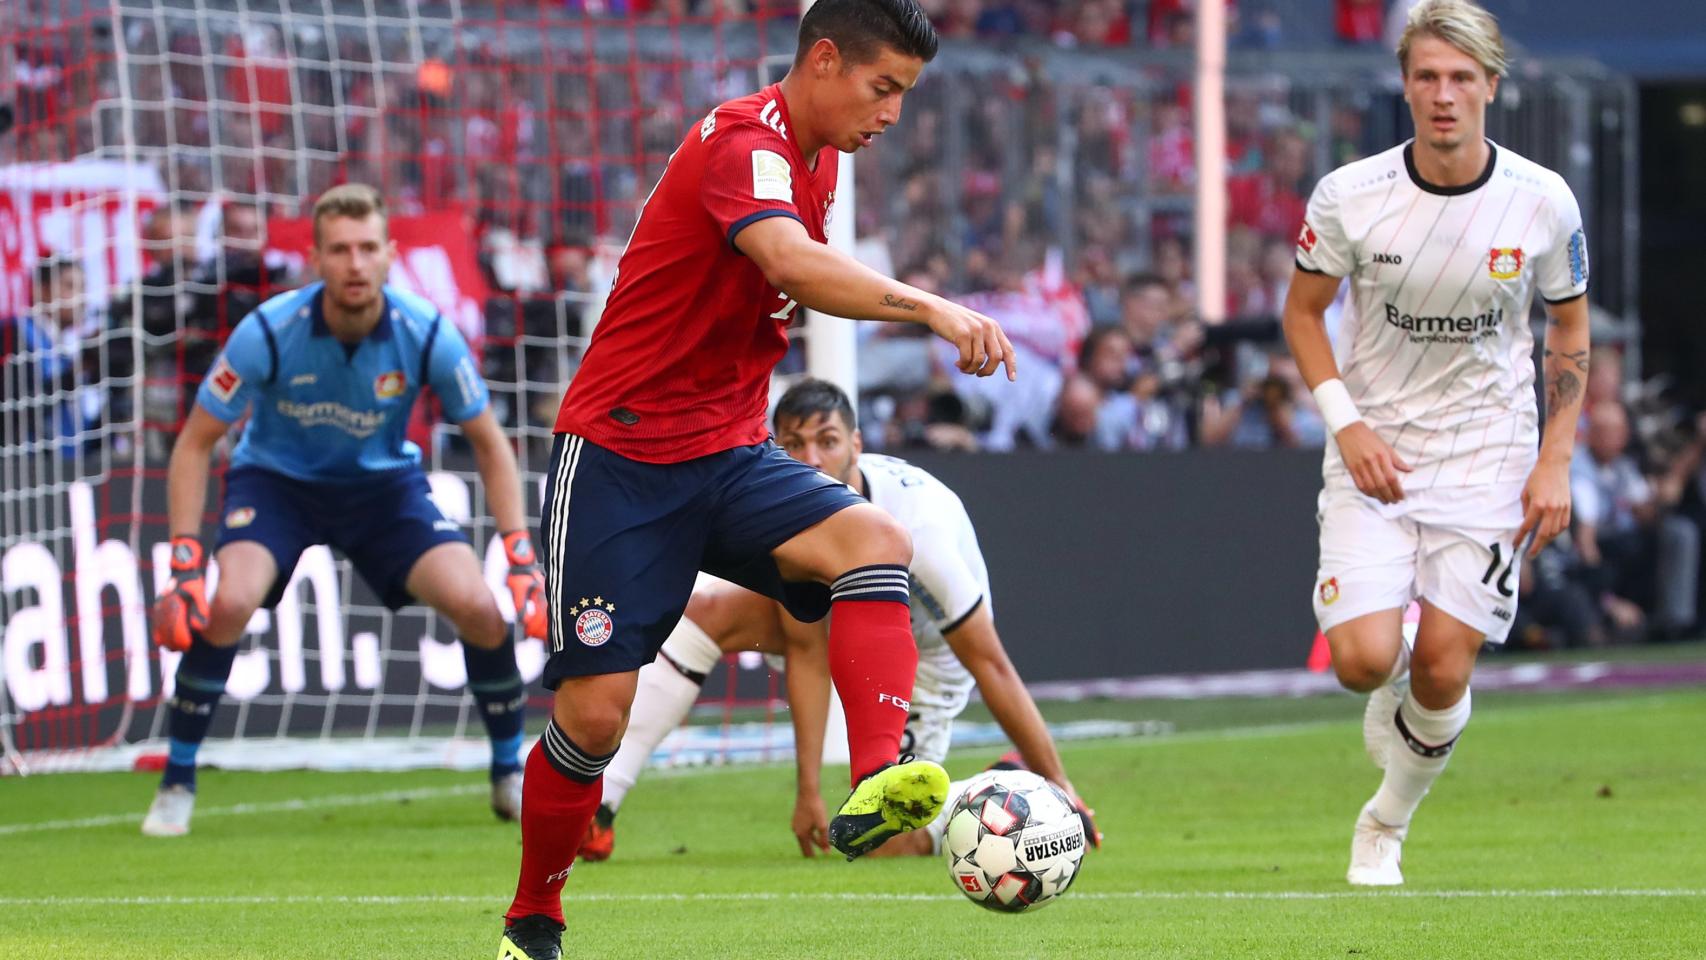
[1312,378,1363,435]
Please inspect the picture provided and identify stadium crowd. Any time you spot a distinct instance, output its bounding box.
[3,3,1695,648]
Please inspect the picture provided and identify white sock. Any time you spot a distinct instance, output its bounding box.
[601,619,717,813]
[661,616,723,676]
[1385,634,1412,687]
[1370,686,1471,826]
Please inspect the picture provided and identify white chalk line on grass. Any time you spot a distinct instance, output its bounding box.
[0,783,485,836]
[1,889,1702,908]
[3,692,1698,838]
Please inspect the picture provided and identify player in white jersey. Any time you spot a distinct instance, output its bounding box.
[578,378,1099,861]
[1283,0,1589,886]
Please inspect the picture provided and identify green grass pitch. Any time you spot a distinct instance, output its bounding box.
[3,687,1703,959]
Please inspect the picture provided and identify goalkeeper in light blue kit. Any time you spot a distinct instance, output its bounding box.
[142,184,548,836]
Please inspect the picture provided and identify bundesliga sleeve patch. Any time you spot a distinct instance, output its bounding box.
[751,149,793,202]
[1296,221,1318,254]
[208,357,242,403]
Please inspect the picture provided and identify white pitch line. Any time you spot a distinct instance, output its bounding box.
[0,783,484,836]
[3,691,1699,837]
[1,889,1702,907]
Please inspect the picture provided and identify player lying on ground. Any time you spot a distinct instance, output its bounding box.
[497,2,1022,956]
[1282,0,1590,886]
[145,184,546,836]
[577,379,1100,862]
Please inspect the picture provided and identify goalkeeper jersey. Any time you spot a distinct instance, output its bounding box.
[195,282,488,482]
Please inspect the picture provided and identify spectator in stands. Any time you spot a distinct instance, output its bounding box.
[1669,412,1706,627]
[1079,325,1137,449]
[1120,273,1173,354]
[1512,540,1606,649]
[1153,236,1196,324]
[1051,373,1101,448]
[1198,350,1324,449]
[1147,101,1195,195]
[1249,235,1295,318]
[1076,247,1123,328]
[183,202,290,373]
[1078,324,1187,452]
[940,247,1084,451]
[1228,128,1309,240]
[1571,403,1700,641]
[0,256,109,456]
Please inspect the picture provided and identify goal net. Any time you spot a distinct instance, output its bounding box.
[1,0,806,775]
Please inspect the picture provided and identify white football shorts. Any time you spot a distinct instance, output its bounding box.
[1312,481,1526,645]
[900,645,975,765]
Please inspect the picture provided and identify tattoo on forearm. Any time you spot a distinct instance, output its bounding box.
[881,294,919,311]
[1544,348,1590,374]
[1546,369,1583,419]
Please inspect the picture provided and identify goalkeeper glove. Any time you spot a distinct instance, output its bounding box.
[502,530,548,641]
[151,536,209,652]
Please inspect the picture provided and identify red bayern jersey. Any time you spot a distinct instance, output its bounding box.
[554,84,839,462]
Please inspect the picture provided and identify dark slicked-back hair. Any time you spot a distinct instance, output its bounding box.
[795,0,938,68]
[774,377,858,432]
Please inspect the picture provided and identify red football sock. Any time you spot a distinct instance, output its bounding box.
[828,564,918,785]
[506,726,609,924]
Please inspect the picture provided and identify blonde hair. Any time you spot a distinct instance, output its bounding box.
[1397,0,1508,79]
[311,183,387,245]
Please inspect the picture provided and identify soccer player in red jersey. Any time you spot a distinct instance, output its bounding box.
[497,2,1016,956]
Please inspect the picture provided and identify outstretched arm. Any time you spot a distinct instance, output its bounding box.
[735,216,1016,380]
[941,605,1069,792]
[781,616,833,857]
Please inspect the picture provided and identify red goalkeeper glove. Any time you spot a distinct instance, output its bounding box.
[151,536,209,652]
[502,530,548,641]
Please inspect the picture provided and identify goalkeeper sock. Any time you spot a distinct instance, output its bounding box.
[601,618,716,813]
[827,565,917,784]
[462,637,527,780]
[162,636,239,790]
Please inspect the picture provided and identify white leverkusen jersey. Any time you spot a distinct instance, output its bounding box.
[859,453,987,738]
[859,453,991,649]
[1297,140,1589,496]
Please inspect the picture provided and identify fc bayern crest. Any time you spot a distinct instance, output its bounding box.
[575,608,614,647]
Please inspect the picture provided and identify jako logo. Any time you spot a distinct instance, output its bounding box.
[878,693,911,712]
[1372,253,1401,265]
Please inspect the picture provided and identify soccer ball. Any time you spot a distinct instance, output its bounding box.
[943,770,1086,913]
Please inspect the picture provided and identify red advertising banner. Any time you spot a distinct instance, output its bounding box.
[0,160,165,318]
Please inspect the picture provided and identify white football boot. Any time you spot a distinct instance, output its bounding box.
[491,771,524,822]
[141,785,196,837]
[1363,619,1418,770]
[1346,804,1406,886]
